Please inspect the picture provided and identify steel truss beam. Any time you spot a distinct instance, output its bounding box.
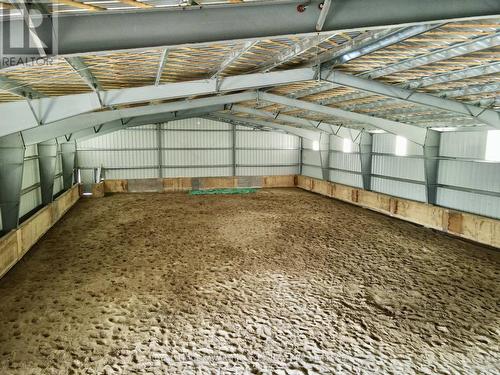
[212,41,257,78]
[322,70,500,129]
[1,0,497,59]
[0,133,25,232]
[259,92,428,145]
[38,140,58,205]
[405,62,500,90]
[0,68,314,138]
[214,113,321,141]
[229,104,362,142]
[23,92,256,145]
[68,106,225,143]
[65,57,103,91]
[290,30,500,100]
[60,142,76,190]
[365,32,500,80]
[256,33,334,73]
[0,76,44,99]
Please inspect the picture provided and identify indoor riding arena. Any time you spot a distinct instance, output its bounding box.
[0,1,499,374]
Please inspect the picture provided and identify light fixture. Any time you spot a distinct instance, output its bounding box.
[312,140,320,151]
[395,136,408,156]
[485,130,500,161]
[343,138,352,153]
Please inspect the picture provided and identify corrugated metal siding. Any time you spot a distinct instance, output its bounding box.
[436,130,500,218]
[76,118,300,180]
[437,188,500,219]
[372,177,426,202]
[372,155,425,181]
[438,160,500,193]
[439,131,487,159]
[373,133,423,155]
[329,170,363,188]
[19,145,42,218]
[330,152,361,172]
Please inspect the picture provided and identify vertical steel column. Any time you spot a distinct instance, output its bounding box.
[37,139,58,205]
[232,125,237,176]
[423,129,441,205]
[60,142,76,190]
[157,123,163,178]
[0,133,25,232]
[319,133,330,180]
[299,137,303,175]
[359,132,373,191]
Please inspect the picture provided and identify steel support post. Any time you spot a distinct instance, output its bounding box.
[319,134,331,181]
[232,125,237,177]
[359,132,373,191]
[423,130,441,205]
[0,133,25,232]
[37,139,58,205]
[61,142,76,190]
[157,123,163,178]
[299,137,303,175]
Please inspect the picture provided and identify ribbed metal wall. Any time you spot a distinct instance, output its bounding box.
[436,131,500,218]
[19,144,42,219]
[300,130,500,219]
[371,134,427,202]
[76,118,300,182]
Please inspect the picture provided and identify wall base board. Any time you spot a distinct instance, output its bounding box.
[102,175,296,193]
[0,185,80,279]
[296,175,500,249]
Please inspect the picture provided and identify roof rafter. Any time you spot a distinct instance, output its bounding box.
[22,92,257,145]
[230,104,362,142]
[65,56,102,91]
[214,112,321,141]
[0,67,315,137]
[211,40,258,78]
[323,70,500,129]
[259,92,428,144]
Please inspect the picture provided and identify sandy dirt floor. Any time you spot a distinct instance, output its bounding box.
[0,188,499,374]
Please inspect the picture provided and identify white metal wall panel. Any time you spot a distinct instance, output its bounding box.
[105,169,159,179]
[439,131,487,158]
[330,152,362,172]
[302,150,321,166]
[437,188,500,219]
[53,176,63,196]
[22,158,40,189]
[78,129,157,149]
[372,155,425,181]
[19,188,41,218]
[164,118,231,131]
[330,136,345,152]
[78,150,158,168]
[373,133,423,155]
[438,160,500,193]
[237,150,299,165]
[302,165,322,179]
[162,167,232,178]
[162,130,232,148]
[371,177,426,202]
[237,166,298,176]
[237,131,299,149]
[329,170,363,188]
[162,149,231,167]
[25,144,37,158]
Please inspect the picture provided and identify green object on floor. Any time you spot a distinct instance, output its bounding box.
[189,188,257,195]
